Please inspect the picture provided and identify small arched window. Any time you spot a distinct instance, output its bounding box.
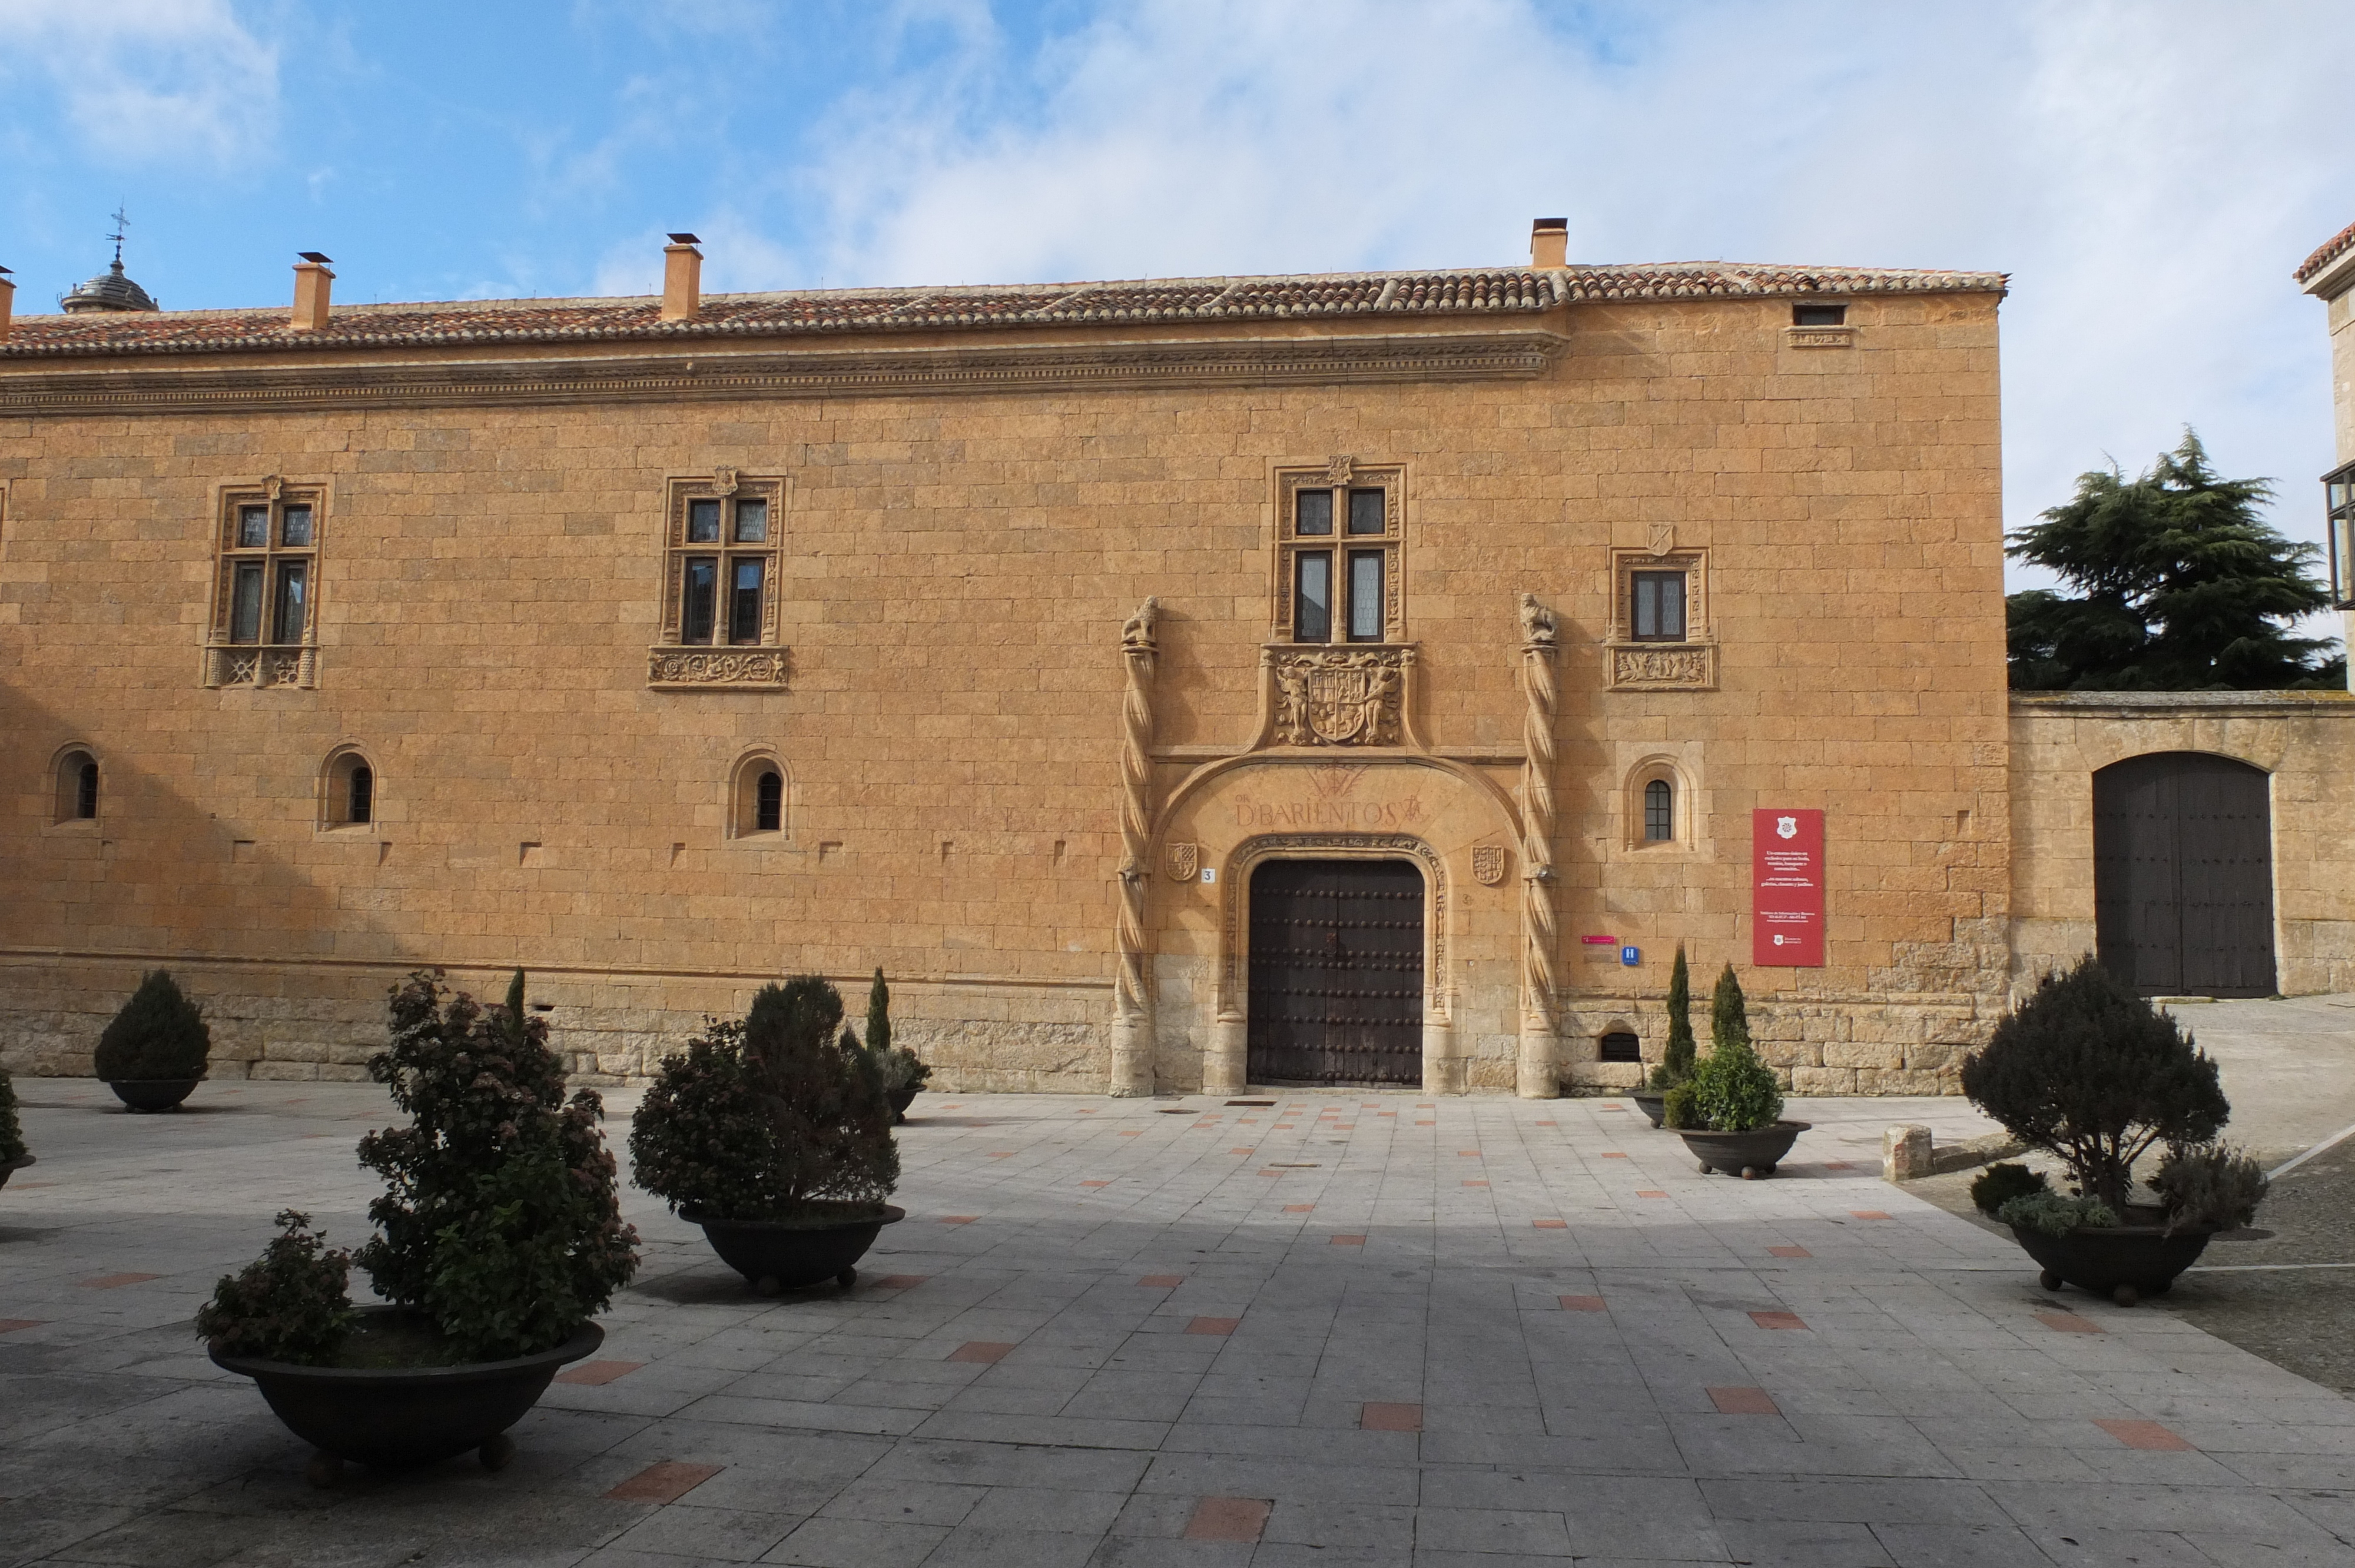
[55,750,99,823]
[730,753,788,839]
[1644,779,1673,843]
[1598,1029,1642,1063]
[349,765,374,826]
[755,770,782,833]
[323,749,378,829]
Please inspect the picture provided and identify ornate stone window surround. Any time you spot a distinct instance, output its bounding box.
[1604,544,1717,692]
[649,469,790,690]
[203,477,326,690]
[1272,457,1406,646]
[726,749,790,841]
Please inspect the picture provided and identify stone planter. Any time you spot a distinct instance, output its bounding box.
[0,1153,34,1191]
[209,1307,602,1483]
[887,1085,921,1124]
[1630,1091,1666,1128]
[1679,1121,1810,1178]
[687,1204,905,1294]
[2008,1213,2214,1307]
[107,1079,201,1112]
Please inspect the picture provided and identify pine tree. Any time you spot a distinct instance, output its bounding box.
[2006,429,2342,690]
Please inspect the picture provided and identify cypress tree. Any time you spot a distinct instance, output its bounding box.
[1710,962,1752,1054]
[865,968,891,1058]
[94,969,212,1081]
[1650,945,1696,1089]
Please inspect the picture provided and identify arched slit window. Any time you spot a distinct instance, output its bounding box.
[755,770,782,833]
[731,755,788,839]
[56,750,98,823]
[349,765,374,826]
[1643,779,1673,843]
[323,749,378,829]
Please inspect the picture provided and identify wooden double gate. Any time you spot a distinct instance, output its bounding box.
[1246,859,1425,1087]
[2092,752,2276,998]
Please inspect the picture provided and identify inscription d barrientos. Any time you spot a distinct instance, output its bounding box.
[1751,809,1825,968]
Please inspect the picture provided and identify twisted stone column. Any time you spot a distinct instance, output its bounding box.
[1517,594,1561,1099]
[1110,598,1159,1096]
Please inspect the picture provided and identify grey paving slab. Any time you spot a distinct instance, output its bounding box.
[2,1081,2353,1567]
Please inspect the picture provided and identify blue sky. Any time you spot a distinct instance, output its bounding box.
[5,0,2353,617]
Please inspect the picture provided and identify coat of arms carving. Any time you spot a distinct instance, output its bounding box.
[1471,845,1508,886]
[1272,649,1406,746]
[1165,841,1199,882]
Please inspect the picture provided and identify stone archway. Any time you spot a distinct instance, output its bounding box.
[2093,752,2277,997]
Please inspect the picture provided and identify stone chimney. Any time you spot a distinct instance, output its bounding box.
[1530,218,1568,270]
[663,234,702,322]
[0,266,13,343]
[291,253,334,331]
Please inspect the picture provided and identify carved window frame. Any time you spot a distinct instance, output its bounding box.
[204,477,327,689]
[648,470,792,690]
[1605,545,1718,692]
[1622,756,1697,852]
[1272,459,1406,645]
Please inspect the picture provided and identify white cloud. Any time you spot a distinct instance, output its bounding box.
[1,0,280,167]
[764,0,2355,607]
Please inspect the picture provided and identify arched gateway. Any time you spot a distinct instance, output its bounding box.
[2093,752,2277,998]
[1247,857,1427,1086]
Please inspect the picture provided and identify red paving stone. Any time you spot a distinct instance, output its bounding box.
[2036,1310,2105,1335]
[1636,1190,1669,1199]
[1283,1204,1314,1212]
[79,1274,160,1290]
[1080,1180,1112,1188]
[1560,1295,1607,1312]
[1330,1234,1366,1247]
[1849,1211,1892,1221]
[1533,1219,1567,1229]
[1709,1386,1782,1416]
[0,1320,45,1334]
[2095,1418,2195,1451]
[1186,1317,1241,1336]
[1360,1401,1422,1431]
[555,1360,644,1386]
[1185,1496,1273,1543]
[1600,1152,1629,1159]
[1230,1147,1253,1154]
[1415,1120,1435,1126]
[874,1275,928,1290]
[940,1216,978,1225]
[1749,1311,1807,1331]
[1768,1245,1812,1258]
[948,1341,1017,1364]
[1119,1130,1142,1137]
[1138,1275,1183,1288]
[605,1461,722,1504]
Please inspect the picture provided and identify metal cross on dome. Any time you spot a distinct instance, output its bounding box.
[107,205,130,265]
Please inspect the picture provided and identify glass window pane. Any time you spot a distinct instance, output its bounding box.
[1644,779,1673,842]
[730,557,765,643]
[1661,574,1684,637]
[686,499,721,544]
[1295,490,1332,536]
[78,762,99,820]
[350,765,373,826]
[1347,488,1386,535]
[756,770,782,832]
[230,562,264,643]
[1295,552,1332,642]
[733,498,768,543]
[1349,550,1385,640]
[271,562,308,643]
[681,557,718,644]
[1633,572,1686,639]
[280,506,313,547]
[237,506,269,548]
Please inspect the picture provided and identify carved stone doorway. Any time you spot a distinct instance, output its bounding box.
[1246,858,1425,1086]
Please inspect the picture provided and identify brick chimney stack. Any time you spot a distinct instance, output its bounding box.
[662,234,702,322]
[0,265,14,343]
[290,253,334,331]
[1530,218,1568,270]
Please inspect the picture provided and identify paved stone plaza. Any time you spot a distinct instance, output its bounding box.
[4,1079,2353,1567]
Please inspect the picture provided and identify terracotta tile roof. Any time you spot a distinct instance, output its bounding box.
[2296,220,2355,285]
[0,261,2006,361]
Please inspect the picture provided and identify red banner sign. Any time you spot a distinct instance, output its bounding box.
[1752,809,1825,967]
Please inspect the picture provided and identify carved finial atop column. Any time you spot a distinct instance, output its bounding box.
[1517,595,1561,1099]
[1110,597,1162,1095]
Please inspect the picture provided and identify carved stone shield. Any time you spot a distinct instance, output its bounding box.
[1306,666,1378,743]
[1472,845,1508,886]
[1166,841,1199,883]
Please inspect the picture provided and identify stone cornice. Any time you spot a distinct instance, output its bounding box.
[0,328,1568,416]
[2011,690,2355,719]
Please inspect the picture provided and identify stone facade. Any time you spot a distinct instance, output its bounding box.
[0,242,2017,1093]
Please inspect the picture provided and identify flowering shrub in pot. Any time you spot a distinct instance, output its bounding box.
[632,975,903,1294]
[200,970,638,1482]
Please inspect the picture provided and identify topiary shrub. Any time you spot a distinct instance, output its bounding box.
[1647,945,1696,1091]
[350,969,639,1361]
[633,975,899,1221]
[1998,1189,2118,1238]
[0,1064,25,1165]
[1684,964,1784,1132]
[94,969,210,1081]
[196,1211,356,1361]
[1970,1161,2048,1216]
[1660,1081,1698,1131]
[2150,1141,2268,1235]
[1961,955,2228,1212]
[863,968,931,1108]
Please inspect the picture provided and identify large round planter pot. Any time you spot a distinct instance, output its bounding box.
[1679,1121,1811,1178]
[2008,1219,2213,1306]
[209,1307,602,1480]
[108,1078,200,1112]
[887,1085,921,1124]
[1629,1091,1666,1128]
[688,1204,905,1294]
[0,1152,34,1191]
